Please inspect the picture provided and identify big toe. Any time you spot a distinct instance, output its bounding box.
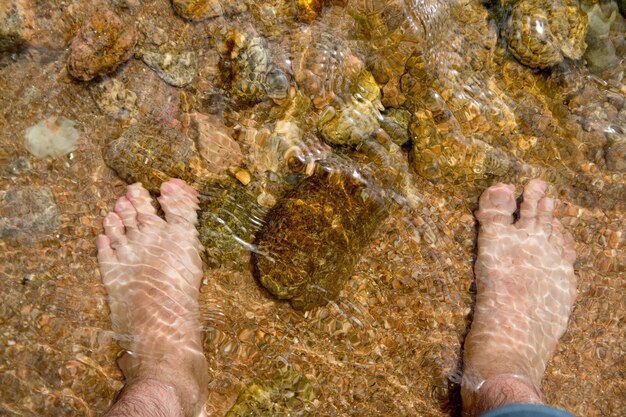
[157,179,200,227]
[475,183,517,229]
[517,179,547,230]
[536,196,555,235]
[126,183,165,228]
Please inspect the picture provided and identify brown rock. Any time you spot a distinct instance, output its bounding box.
[192,112,243,173]
[171,0,223,21]
[67,8,136,81]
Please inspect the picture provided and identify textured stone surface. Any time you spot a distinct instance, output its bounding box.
[0,186,60,243]
[506,0,588,68]
[67,8,137,81]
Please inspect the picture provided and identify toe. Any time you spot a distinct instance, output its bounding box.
[96,234,116,262]
[475,183,517,228]
[157,179,200,226]
[517,179,546,229]
[167,178,199,199]
[548,218,565,252]
[114,196,138,230]
[103,212,127,248]
[536,196,555,235]
[126,183,165,228]
[562,229,577,265]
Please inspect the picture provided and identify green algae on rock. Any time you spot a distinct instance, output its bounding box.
[137,50,198,87]
[226,369,318,416]
[505,0,588,69]
[252,149,394,310]
[67,8,137,81]
[198,181,269,267]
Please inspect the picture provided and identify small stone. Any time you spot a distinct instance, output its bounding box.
[235,169,251,185]
[295,0,323,23]
[380,108,411,146]
[89,77,138,120]
[0,2,30,61]
[607,230,621,248]
[5,156,30,175]
[0,186,60,244]
[24,116,79,158]
[604,132,625,172]
[67,8,137,81]
[192,113,243,173]
[171,0,224,21]
[256,191,276,208]
[113,0,142,8]
[138,50,198,87]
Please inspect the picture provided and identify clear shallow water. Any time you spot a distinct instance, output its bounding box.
[0,0,624,416]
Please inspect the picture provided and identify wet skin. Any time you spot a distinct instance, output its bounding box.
[97,179,208,417]
[96,178,577,417]
[462,179,577,415]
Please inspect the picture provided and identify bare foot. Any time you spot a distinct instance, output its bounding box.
[462,180,577,416]
[96,179,208,417]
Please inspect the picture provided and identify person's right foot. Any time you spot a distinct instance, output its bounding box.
[462,180,577,415]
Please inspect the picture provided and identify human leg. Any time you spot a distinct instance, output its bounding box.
[462,180,577,416]
[97,179,208,417]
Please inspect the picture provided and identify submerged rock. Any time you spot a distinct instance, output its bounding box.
[89,77,138,120]
[290,29,364,109]
[198,182,268,267]
[137,50,198,87]
[226,369,318,416]
[5,156,30,176]
[103,122,228,193]
[24,116,79,158]
[0,2,30,62]
[605,131,625,172]
[295,0,324,23]
[317,70,383,146]
[380,108,411,147]
[221,30,289,102]
[67,8,137,81]
[192,112,243,173]
[252,148,394,310]
[171,0,224,21]
[582,1,623,71]
[0,186,60,244]
[505,0,588,69]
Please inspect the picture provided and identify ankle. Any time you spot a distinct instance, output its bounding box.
[462,374,543,416]
[105,379,185,417]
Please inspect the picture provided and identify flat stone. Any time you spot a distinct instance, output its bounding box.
[0,186,60,244]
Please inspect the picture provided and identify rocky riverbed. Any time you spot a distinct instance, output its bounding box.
[0,0,624,416]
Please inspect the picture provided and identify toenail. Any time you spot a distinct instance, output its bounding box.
[115,198,131,210]
[127,187,142,198]
[161,181,176,193]
[490,188,512,205]
[541,198,555,211]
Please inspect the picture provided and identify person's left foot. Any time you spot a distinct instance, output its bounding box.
[97,179,208,417]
